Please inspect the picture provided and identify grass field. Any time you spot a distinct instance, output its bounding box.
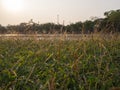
[0,34,120,90]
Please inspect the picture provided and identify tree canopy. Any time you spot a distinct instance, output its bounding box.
[0,9,120,34]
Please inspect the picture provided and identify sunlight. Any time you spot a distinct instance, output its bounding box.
[1,0,24,12]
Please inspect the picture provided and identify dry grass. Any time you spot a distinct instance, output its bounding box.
[0,33,120,90]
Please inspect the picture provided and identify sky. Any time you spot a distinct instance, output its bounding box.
[0,0,120,26]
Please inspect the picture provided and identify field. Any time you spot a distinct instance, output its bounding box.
[0,34,120,90]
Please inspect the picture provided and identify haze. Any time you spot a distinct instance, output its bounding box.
[0,0,120,26]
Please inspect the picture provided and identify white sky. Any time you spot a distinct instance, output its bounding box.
[0,0,120,26]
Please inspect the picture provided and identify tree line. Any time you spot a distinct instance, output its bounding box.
[0,9,120,34]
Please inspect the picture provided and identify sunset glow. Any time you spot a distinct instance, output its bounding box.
[0,0,120,25]
[1,0,24,12]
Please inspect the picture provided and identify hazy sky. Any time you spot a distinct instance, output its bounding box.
[0,0,120,26]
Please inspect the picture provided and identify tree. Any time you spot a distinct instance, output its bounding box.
[0,25,7,34]
[82,20,94,33]
[104,9,120,32]
[65,22,82,34]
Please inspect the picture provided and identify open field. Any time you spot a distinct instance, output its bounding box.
[0,34,120,40]
[0,34,120,90]
[0,34,97,40]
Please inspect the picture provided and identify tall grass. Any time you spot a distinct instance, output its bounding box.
[0,34,120,90]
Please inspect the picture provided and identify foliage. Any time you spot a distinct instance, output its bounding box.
[104,9,120,32]
[82,20,94,33]
[65,22,83,33]
[0,9,120,34]
[0,35,120,90]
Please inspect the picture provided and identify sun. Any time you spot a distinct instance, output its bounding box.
[1,0,24,12]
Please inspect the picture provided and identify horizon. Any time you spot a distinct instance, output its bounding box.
[0,0,120,26]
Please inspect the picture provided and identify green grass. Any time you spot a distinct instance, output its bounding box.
[0,35,120,90]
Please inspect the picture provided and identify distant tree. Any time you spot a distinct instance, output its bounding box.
[0,25,7,34]
[104,9,120,32]
[66,22,82,34]
[82,20,94,33]
[39,23,55,33]
[94,18,105,32]
[18,23,27,33]
[1,9,120,34]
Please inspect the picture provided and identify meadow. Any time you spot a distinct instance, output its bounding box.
[0,34,120,90]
